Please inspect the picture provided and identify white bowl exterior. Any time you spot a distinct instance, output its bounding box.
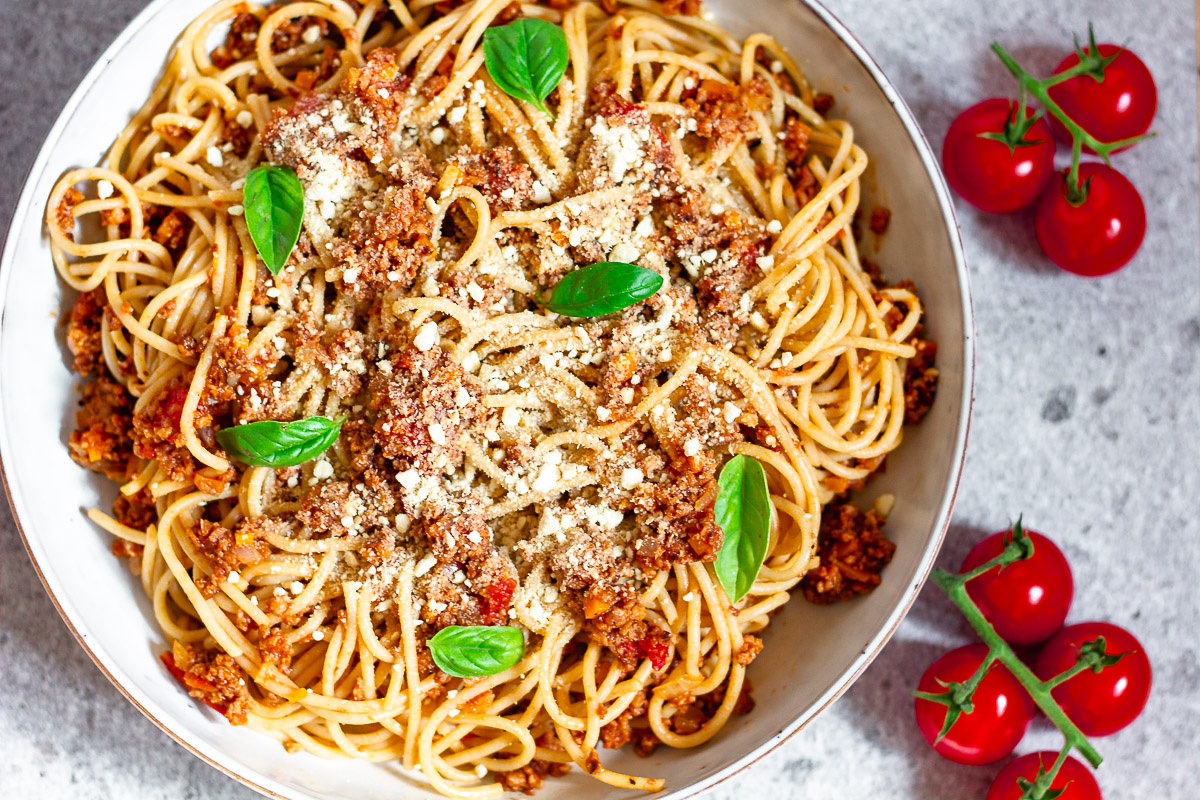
[0,1,971,798]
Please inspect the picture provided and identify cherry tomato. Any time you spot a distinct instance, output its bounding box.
[1035,164,1145,276]
[1048,44,1156,151]
[914,644,1035,765]
[942,98,1056,213]
[1034,621,1152,736]
[987,751,1102,800]
[960,528,1073,645]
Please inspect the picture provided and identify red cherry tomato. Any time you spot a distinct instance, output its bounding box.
[1035,163,1145,276]
[987,751,1102,800]
[1034,621,1152,736]
[1048,44,1156,151]
[961,528,1073,645]
[914,644,1035,765]
[942,98,1056,213]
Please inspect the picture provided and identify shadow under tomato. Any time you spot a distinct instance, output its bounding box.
[899,521,995,636]
[838,636,998,800]
[834,521,1010,798]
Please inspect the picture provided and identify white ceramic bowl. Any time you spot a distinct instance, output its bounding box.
[0,1,972,797]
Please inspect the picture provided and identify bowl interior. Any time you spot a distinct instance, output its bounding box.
[0,1,970,798]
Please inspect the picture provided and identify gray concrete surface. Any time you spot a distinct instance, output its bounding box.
[1,0,1197,797]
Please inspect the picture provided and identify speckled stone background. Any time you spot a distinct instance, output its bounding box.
[2,0,1197,797]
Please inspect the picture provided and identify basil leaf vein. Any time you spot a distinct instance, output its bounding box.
[243,165,304,276]
[216,415,343,468]
[541,262,664,317]
[713,454,771,603]
[483,18,569,117]
[428,625,525,678]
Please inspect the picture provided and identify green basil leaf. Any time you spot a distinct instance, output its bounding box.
[243,165,304,276]
[216,415,343,468]
[428,625,525,678]
[541,262,664,317]
[482,18,569,117]
[713,454,771,603]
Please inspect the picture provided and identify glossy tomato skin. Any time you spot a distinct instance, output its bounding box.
[914,644,1035,765]
[961,529,1073,645]
[1035,164,1145,276]
[1034,621,1152,736]
[987,751,1102,800]
[942,98,1056,213]
[1048,44,1156,152]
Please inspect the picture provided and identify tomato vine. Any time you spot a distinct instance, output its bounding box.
[919,520,1131,799]
[990,26,1154,205]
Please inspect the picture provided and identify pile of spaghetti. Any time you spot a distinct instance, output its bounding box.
[48,0,937,795]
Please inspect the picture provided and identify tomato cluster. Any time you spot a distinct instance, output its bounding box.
[913,525,1152,799]
[942,36,1155,277]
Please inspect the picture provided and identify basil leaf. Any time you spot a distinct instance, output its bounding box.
[428,625,525,678]
[541,262,664,317]
[216,416,343,468]
[243,165,304,276]
[713,454,771,603]
[482,18,569,117]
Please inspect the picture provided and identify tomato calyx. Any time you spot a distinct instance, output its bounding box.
[1074,636,1129,675]
[977,97,1049,154]
[1059,169,1093,207]
[962,516,1035,579]
[1015,761,1070,800]
[911,664,988,743]
[1067,24,1122,83]
[1036,635,1129,693]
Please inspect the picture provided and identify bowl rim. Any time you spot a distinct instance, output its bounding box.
[0,0,974,796]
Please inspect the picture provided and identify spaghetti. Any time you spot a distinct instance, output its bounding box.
[48,0,938,795]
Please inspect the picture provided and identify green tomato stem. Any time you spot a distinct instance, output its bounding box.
[989,42,1155,204]
[1048,740,1073,775]
[1066,135,1086,204]
[1042,656,1094,690]
[950,648,997,707]
[929,568,1103,769]
[1025,744,1075,800]
[957,649,997,711]
[957,540,1026,583]
[1038,58,1100,88]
